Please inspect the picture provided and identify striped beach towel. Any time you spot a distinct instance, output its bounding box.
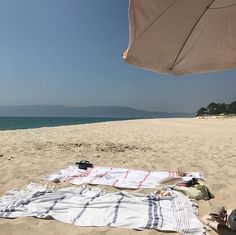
[0,184,204,235]
[45,165,203,189]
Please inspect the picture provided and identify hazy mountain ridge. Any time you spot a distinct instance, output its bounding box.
[0,105,194,118]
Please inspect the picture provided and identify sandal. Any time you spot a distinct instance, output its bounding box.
[75,160,93,170]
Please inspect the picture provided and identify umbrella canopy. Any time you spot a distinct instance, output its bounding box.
[123,0,236,75]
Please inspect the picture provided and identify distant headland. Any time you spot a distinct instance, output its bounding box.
[0,105,194,118]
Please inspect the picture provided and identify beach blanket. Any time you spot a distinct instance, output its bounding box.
[0,184,204,235]
[45,165,203,189]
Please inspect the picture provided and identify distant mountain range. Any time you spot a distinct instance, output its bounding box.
[0,105,194,118]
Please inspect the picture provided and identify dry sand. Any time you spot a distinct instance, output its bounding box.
[0,118,235,235]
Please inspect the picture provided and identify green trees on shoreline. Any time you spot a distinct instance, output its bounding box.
[197,101,236,116]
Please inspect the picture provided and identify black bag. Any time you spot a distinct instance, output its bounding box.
[185,178,199,187]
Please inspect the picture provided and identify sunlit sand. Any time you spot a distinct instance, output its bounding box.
[0,118,235,235]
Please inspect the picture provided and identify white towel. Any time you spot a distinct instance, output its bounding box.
[0,183,204,235]
[45,166,203,189]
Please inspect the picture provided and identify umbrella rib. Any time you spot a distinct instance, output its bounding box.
[209,2,236,10]
[170,0,216,73]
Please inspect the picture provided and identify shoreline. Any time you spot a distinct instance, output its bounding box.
[0,116,136,132]
[0,116,194,132]
[1,115,234,132]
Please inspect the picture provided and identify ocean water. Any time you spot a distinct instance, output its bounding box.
[0,117,131,131]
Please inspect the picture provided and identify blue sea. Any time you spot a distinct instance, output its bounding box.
[0,117,132,131]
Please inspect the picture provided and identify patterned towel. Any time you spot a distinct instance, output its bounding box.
[0,183,204,235]
[45,165,203,189]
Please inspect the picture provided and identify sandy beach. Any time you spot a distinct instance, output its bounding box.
[0,118,235,235]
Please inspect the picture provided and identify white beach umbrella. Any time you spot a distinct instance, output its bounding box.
[123,0,236,75]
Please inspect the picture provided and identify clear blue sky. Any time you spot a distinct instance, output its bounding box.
[0,0,235,113]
